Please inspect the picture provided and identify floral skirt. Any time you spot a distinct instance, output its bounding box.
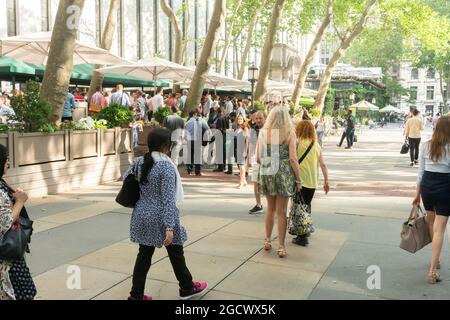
[258,159,296,198]
[9,258,36,300]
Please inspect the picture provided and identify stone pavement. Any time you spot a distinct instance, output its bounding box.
[24,124,450,300]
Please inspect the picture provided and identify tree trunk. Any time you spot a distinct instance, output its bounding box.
[41,0,86,125]
[291,0,333,106]
[237,2,264,80]
[87,0,120,102]
[185,0,226,113]
[181,0,190,63]
[253,0,286,102]
[217,0,242,74]
[314,0,377,112]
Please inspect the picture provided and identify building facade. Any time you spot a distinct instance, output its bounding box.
[396,62,448,116]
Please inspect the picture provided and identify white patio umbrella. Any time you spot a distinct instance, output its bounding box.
[0,32,129,65]
[379,105,402,113]
[96,56,194,83]
[175,70,250,93]
[350,100,380,112]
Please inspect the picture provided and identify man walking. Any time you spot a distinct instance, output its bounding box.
[248,112,266,214]
[151,87,165,114]
[185,110,209,176]
[135,91,147,120]
[203,94,213,118]
[62,90,76,122]
[164,106,185,166]
[404,109,424,166]
[110,84,131,108]
[345,110,356,149]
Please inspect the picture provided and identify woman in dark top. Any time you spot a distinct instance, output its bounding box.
[0,144,36,300]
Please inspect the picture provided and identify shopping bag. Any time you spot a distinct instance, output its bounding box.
[288,192,315,237]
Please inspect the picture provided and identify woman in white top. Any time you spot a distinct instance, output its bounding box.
[413,115,450,284]
[315,115,326,147]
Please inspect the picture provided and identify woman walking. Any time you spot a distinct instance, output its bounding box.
[413,115,450,284]
[257,106,302,258]
[125,128,207,300]
[315,115,326,147]
[235,114,250,189]
[0,145,36,300]
[293,121,330,246]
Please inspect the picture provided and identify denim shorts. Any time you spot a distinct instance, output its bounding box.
[420,171,450,216]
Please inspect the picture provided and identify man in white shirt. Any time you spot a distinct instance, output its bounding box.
[179,90,188,110]
[203,94,213,118]
[151,87,165,113]
[225,96,234,117]
[110,84,131,108]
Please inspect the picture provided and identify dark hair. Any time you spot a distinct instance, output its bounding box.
[171,106,178,113]
[157,87,164,94]
[0,144,8,179]
[140,128,172,184]
[412,109,420,116]
[189,110,197,118]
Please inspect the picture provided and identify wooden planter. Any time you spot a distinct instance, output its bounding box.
[14,132,67,166]
[102,129,116,156]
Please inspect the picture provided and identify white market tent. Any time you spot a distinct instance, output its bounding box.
[350,100,380,112]
[379,105,402,113]
[96,56,194,83]
[0,32,129,65]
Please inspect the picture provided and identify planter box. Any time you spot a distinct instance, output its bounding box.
[0,134,8,149]
[119,128,132,154]
[15,132,66,166]
[102,129,116,156]
[137,126,155,145]
[72,130,99,159]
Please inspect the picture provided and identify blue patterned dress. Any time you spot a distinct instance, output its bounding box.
[124,157,187,248]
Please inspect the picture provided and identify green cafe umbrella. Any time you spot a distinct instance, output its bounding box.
[299,96,315,106]
[379,105,402,113]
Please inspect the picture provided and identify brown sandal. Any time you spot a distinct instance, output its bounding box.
[277,246,287,258]
[264,238,272,251]
[428,271,442,284]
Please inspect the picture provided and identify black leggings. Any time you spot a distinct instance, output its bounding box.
[300,187,316,206]
[130,244,193,299]
[408,138,421,162]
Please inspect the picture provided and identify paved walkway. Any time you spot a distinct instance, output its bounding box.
[25,124,450,300]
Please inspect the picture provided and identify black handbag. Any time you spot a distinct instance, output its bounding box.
[0,208,33,261]
[400,139,410,154]
[116,162,140,208]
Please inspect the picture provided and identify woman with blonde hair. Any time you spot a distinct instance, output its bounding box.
[257,105,302,258]
[294,120,330,246]
[413,115,450,284]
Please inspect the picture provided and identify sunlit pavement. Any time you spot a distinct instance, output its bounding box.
[25,124,449,300]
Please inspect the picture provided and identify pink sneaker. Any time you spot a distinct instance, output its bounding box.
[179,282,208,300]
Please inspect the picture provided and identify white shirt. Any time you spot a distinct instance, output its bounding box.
[225,101,234,116]
[110,91,131,107]
[152,94,164,113]
[417,142,450,184]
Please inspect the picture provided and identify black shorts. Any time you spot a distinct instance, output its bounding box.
[420,171,450,217]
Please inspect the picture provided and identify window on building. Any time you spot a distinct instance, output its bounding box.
[157,0,170,60]
[0,0,8,37]
[100,0,121,57]
[6,0,16,36]
[123,0,139,61]
[425,105,434,117]
[426,68,435,79]
[426,86,434,100]
[411,68,419,80]
[141,0,155,59]
[79,0,97,46]
[409,86,417,101]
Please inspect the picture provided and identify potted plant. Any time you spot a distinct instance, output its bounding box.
[94,103,133,128]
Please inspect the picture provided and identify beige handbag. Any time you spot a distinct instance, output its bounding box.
[400,206,431,253]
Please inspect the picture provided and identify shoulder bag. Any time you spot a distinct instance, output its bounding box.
[0,206,33,261]
[400,138,410,154]
[116,161,141,208]
[400,205,431,253]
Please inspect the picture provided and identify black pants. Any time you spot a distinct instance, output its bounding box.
[300,187,316,207]
[338,131,347,147]
[408,138,421,162]
[346,129,355,148]
[62,116,73,122]
[130,244,193,299]
[218,133,233,172]
[186,141,201,174]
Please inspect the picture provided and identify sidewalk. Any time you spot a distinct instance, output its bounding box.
[25,125,450,300]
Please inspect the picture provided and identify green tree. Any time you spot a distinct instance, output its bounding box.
[40,0,86,126]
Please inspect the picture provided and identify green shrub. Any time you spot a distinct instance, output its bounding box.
[94,103,133,128]
[11,79,53,132]
[154,105,171,124]
[253,101,266,112]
